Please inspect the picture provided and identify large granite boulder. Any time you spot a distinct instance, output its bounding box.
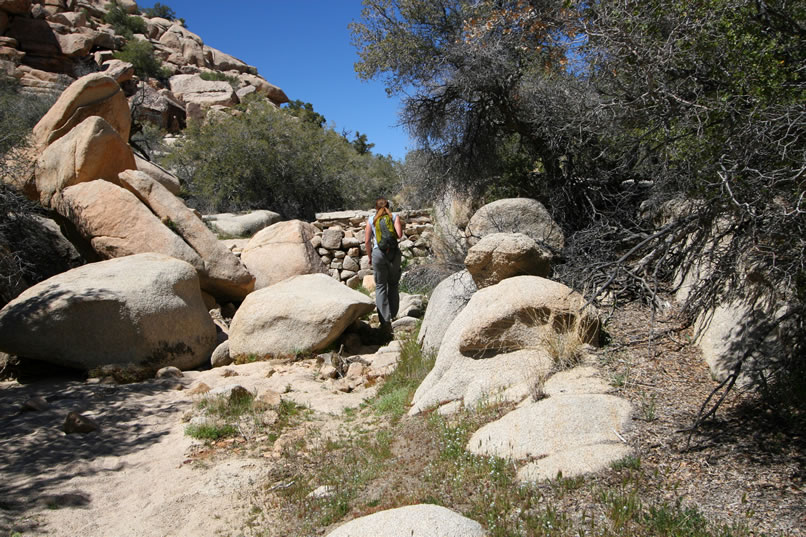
[159,24,205,66]
[240,220,327,289]
[228,274,374,359]
[467,366,633,482]
[13,65,73,98]
[168,73,237,107]
[204,210,282,238]
[118,170,254,301]
[53,179,202,268]
[326,504,486,537]
[203,46,250,73]
[6,18,61,59]
[134,154,181,195]
[0,253,217,371]
[465,198,564,253]
[410,276,600,414]
[143,16,172,39]
[100,58,134,84]
[235,72,288,105]
[417,270,476,354]
[31,73,131,149]
[464,232,551,288]
[52,29,98,58]
[35,116,136,207]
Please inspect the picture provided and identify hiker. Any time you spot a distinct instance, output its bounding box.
[364,197,404,330]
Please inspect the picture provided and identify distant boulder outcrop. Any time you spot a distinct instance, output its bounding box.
[0,0,288,120]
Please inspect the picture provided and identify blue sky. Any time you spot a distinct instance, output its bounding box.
[138,1,412,160]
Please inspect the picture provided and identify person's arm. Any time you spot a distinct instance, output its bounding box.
[394,214,404,238]
[364,219,373,266]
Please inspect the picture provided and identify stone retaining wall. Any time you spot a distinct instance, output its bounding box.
[311,209,434,288]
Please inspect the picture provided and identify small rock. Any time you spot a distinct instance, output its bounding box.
[308,485,335,499]
[362,274,376,292]
[21,396,49,412]
[261,409,279,425]
[257,389,282,407]
[333,378,352,393]
[345,362,365,379]
[187,382,211,395]
[392,316,419,332]
[63,412,99,434]
[320,364,338,379]
[210,340,232,368]
[221,368,239,377]
[155,366,183,379]
[209,384,251,403]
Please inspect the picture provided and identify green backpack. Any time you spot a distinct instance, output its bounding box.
[374,213,398,255]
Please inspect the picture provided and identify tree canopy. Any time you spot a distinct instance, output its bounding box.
[352,0,805,412]
[162,99,401,220]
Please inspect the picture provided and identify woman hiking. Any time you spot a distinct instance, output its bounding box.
[364,197,404,332]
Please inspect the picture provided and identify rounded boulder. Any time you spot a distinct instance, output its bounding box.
[229,273,374,358]
[326,504,486,537]
[0,253,217,371]
[465,198,564,253]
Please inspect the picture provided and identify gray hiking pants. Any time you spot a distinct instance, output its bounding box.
[372,247,402,324]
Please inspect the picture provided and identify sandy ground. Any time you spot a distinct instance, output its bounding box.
[0,349,392,537]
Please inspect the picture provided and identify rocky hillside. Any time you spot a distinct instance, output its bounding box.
[1,0,288,130]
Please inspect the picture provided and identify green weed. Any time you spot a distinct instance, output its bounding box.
[371,323,435,420]
[639,392,657,421]
[184,422,237,440]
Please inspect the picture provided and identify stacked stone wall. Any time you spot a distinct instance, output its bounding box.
[311,209,434,288]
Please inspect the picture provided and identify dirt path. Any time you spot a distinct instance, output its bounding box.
[0,352,388,537]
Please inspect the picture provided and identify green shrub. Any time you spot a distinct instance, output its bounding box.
[184,422,237,440]
[200,71,238,85]
[161,99,402,219]
[104,2,147,38]
[371,324,435,420]
[141,2,176,19]
[113,39,171,81]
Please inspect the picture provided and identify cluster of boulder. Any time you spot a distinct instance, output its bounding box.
[0,69,303,374]
[0,70,433,378]
[1,0,287,129]
[390,197,635,485]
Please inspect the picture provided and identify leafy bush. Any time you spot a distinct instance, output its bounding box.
[141,2,176,20]
[199,71,238,84]
[113,39,171,81]
[104,2,147,38]
[353,0,806,417]
[161,99,402,219]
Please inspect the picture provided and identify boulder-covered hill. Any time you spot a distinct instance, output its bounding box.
[0,0,289,129]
